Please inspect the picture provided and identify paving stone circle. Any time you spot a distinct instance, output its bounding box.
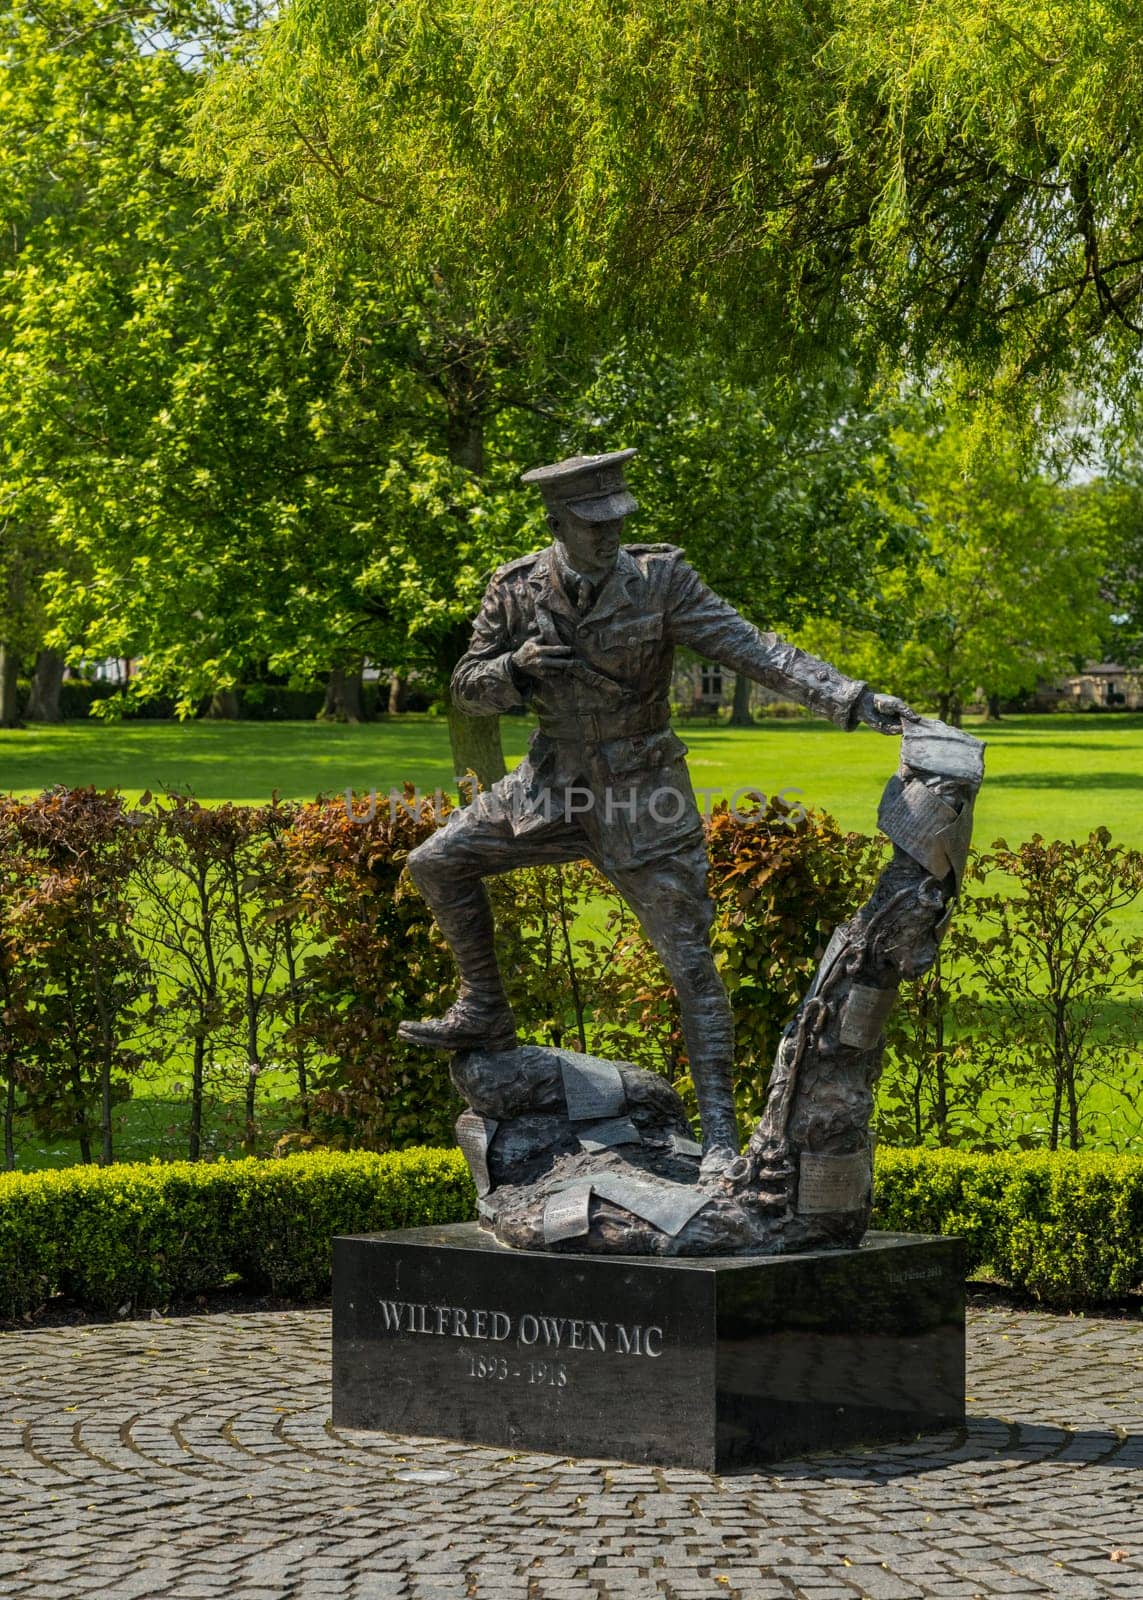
[1,1307,1139,1599]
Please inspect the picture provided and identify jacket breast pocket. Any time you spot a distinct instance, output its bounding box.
[594,613,664,654]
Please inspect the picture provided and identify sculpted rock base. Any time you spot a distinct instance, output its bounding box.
[453,1044,873,1257]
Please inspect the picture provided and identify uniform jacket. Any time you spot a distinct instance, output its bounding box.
[450,543,866,871]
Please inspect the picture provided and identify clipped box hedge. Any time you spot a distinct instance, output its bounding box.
[1,1147,1139,1318]
[873,1148,1143,1309]
[0,1148,474,1318]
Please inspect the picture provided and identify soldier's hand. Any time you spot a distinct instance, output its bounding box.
[857,689,913,735]
[512,639,576,679]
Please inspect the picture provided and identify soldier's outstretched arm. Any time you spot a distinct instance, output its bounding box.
[665,557,871,729]
[449,583,529,717]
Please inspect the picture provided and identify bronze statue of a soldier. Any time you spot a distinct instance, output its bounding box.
[400,449,907,1177]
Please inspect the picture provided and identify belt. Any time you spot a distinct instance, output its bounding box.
[537,700,671,744]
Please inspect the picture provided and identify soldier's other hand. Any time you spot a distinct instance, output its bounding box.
[857,689,912,735]
[511,639,576,678]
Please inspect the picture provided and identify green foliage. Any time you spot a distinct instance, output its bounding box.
[491,861,637,1056]
[4,780,1140,1169]
[707,801,882,1116]
[575,355,925,641]
[226,1147,473,1297]
[949,831,1143,1151]
[0,784,886,1158]
[1,0,214,691]
[0,788,153,1166]
[1077,475,1143,667]
[191,0,1143,421]
[0,0,453,712]
[2,1145,1137,1317]
[877,951,991,1151]
[878,832,1143,1153]
[799,405,1110,720]
[0,1148,474,1317]
[874,1148,1143,1309]
[0,787,469,1165]
[133,795,303,1159]
[276,788,462,1149]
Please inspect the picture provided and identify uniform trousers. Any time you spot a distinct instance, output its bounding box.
[405,794,738,1145]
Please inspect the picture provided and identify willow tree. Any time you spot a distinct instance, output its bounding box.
[193,0,1143,426]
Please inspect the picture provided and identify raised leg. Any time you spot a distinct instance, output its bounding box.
[400,798,588,1053]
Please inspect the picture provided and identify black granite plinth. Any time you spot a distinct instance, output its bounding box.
[331,1224,965,1470]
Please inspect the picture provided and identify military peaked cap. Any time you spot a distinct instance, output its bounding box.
[520,448,638,522]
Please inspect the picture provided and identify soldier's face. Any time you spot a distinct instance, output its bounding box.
[549,509,624,579]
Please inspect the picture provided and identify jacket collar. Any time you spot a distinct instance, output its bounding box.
[527,545,638,624]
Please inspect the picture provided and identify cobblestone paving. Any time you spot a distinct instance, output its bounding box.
[0,1308,1140,1600]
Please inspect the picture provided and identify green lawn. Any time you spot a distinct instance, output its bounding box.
[2,711,1140,1167]
[12,1070,302,1172]
[2,711,1141,845]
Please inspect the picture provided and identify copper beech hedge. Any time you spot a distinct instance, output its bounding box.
[2,787,1140,1164]
[0,786,876,1161]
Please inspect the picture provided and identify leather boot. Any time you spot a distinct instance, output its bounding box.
[397,986,517,1053]
[695,1079,740,1180]
[679,992,740,1180]
[399,864,517,1052]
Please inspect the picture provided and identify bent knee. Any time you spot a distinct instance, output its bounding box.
[406,831,478,891]
[406,835,446,885]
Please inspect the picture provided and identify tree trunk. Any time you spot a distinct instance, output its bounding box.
[245,1059,258,1153]
[282,920,310,1131]
[207,687,241,719]
[933,957,948,1146]
[447,416,485,475]
[85,929,116,1168]
[729,673,753,727]
[985,693,1002,721]
[1067,1062,1080,1151]
[0,643,22,728]
[69,1062,92,1165]
[100,1057,113,1167]
[553,867,588,1054]
[388,673,408,714]
[443,412,507,789]
[321,662,367,723]
[26,648,65,722]
[189,1035,204,1162]
[3,1073,15,1171]
[447,702,507,794]
[342,664,365,722]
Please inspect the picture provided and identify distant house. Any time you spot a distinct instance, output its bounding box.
[1052,663,1143,710]
[669,657,804,718]
[72,658,138,686]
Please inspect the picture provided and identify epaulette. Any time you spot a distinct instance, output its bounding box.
[492,548,545,580]
[624,542,683,558]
